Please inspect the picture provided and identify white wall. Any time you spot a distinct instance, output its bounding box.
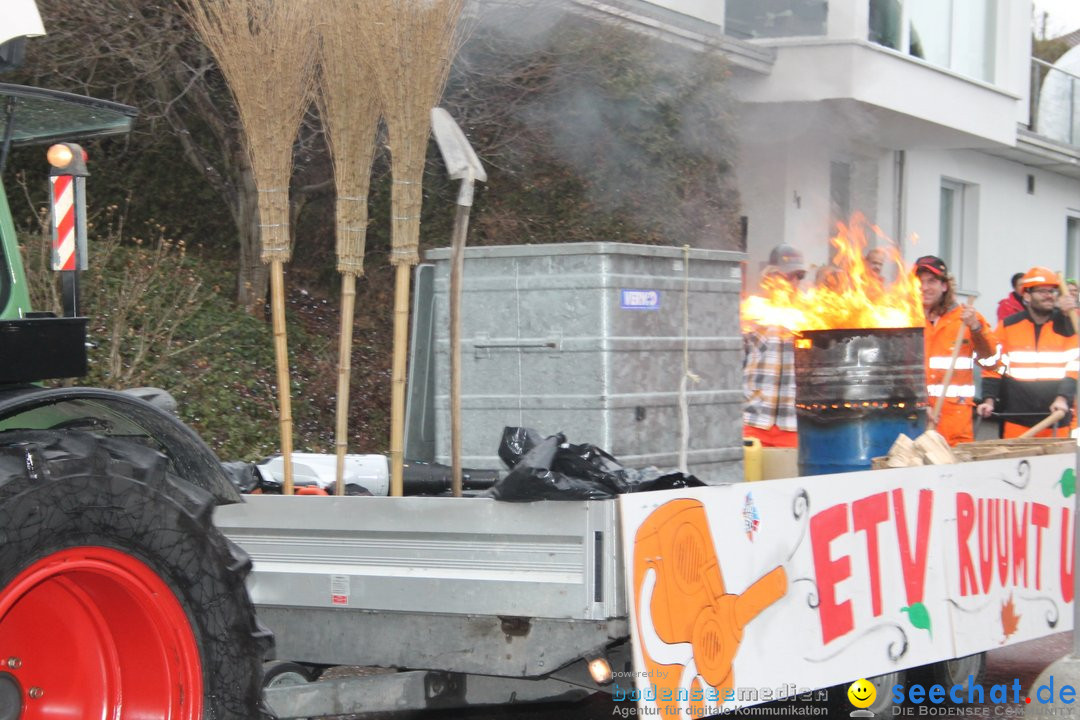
[903,148,1080,321]
[738,138,1080,321]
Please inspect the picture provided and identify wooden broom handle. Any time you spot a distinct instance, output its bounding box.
[1018,409,1068,438]
[929,295,974,429]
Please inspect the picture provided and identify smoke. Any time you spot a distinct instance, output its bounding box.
[455,0,743,250]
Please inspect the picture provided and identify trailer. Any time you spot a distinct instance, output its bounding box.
[214,445,1076,719]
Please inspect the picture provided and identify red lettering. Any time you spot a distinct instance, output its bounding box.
[893,488,933,606]
[853,493,889,616]
[996,500,1010,587]
[978,498,994,593]
[1031,503,1050,590]
[1062,507,1075,604]
[956,493,978,596]
[1012,502,1029,587]
[810,503,852,644]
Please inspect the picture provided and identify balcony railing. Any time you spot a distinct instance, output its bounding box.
[1029,57,1080,147]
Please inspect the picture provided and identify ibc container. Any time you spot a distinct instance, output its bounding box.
[419,242,745,484]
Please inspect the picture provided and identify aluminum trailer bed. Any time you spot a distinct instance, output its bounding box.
[215,494,630,717]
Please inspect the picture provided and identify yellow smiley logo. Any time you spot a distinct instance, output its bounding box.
[848,678,876,709]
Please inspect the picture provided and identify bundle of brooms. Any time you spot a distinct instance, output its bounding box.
[317,0,383,495]
[186,0,318,494]
[358,0,465,495]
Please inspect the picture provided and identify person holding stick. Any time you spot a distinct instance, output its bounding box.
[915,256,997,445]
[977,266,1078,438]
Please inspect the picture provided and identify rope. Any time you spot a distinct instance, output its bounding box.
[677,245,700,474]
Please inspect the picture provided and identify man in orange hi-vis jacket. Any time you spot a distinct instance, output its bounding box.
[978,266,1078,438]
[915,256,998,445]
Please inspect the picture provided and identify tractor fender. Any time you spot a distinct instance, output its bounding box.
[0,385,242,504]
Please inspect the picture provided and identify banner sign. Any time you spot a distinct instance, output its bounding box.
[618,454,1077,716]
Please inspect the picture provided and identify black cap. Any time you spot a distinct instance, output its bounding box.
[914,255,947,278]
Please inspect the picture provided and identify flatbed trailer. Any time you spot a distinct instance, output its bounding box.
[216,448,1079,719]
[216,494,629,717]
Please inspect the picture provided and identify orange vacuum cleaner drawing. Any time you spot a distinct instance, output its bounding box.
[632,498,788,711]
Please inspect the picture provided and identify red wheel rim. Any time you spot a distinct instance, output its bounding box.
[0,546,203,719]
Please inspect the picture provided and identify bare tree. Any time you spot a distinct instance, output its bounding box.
[20,0,327,313]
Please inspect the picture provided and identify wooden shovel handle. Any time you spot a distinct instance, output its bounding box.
[1017,409,1068,438]
[929,295,975,429]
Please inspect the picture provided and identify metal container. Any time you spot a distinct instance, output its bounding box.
[794,327,927,475]
[413,243,746,484]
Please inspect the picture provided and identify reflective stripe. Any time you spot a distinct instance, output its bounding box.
[1008,367,1068,380]
[928,356,974,370]
[927,384,976,398]
[978,349,1002,366]
[1005,349,1080,364]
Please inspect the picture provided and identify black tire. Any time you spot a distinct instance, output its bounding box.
[263,660,316,688]
[0,430,273,719]
[911,653,987,704]
[829,669,906,716]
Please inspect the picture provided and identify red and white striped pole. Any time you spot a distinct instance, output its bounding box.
[47,143,88,317]
[50,174,76,273]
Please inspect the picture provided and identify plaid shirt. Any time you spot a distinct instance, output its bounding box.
[743,324,798,432]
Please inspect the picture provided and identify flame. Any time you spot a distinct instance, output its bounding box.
[741,213,924,333]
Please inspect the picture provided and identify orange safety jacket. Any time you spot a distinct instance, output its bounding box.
[982,309,1079,432]
[923,304,998,444]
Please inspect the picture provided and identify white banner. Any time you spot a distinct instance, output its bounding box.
[619,454,1077,716]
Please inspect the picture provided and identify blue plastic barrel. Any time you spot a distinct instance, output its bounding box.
[794,327,927,476]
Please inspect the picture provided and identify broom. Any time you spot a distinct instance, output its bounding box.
[318,0,383,495]
[186,0,318,494]
[359,0,465,495]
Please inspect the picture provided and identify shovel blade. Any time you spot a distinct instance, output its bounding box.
[431,107,487,183]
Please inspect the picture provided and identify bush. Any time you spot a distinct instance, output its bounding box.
[18,207,330,461]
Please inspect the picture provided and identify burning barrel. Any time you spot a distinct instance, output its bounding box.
[794,327,927,476]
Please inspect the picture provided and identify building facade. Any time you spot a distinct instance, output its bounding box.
[582,0,1080,320]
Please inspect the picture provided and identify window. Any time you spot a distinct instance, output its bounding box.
[939,179,979,292]
[869,0,996,83]
[1067,216,1080,283]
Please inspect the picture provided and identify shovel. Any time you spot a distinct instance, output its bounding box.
[923,294,976,439]
[431,107,487,497]
[1017,409,1068,438]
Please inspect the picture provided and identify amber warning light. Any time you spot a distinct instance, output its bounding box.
[46,143,89,176]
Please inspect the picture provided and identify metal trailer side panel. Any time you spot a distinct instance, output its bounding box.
[215,495,627,673]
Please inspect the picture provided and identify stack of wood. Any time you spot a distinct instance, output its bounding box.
[874,432,1073,469]
[952,437,1074,462]
[875,430,956,468]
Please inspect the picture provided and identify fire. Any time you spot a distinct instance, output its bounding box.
[741,213,924,332]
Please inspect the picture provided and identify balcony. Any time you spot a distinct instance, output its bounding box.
[1029,57,1080,146]
[724,0,1026,149]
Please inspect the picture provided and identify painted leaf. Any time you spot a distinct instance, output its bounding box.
[901,602,932,636]
[1060,468,1076,498]
[1001,595,1021,642]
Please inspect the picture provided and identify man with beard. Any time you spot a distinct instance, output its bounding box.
[915,256,997,445]
[977,266,1078,438]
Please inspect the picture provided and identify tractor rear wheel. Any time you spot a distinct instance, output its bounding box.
[0,430,273,719]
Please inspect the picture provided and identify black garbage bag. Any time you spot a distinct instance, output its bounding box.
[490,427,706,501]
[497,426,545,469]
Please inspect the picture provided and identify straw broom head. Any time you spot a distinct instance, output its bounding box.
[359,0,466,266]
[186,0,318,263]
[318,0,383,276]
